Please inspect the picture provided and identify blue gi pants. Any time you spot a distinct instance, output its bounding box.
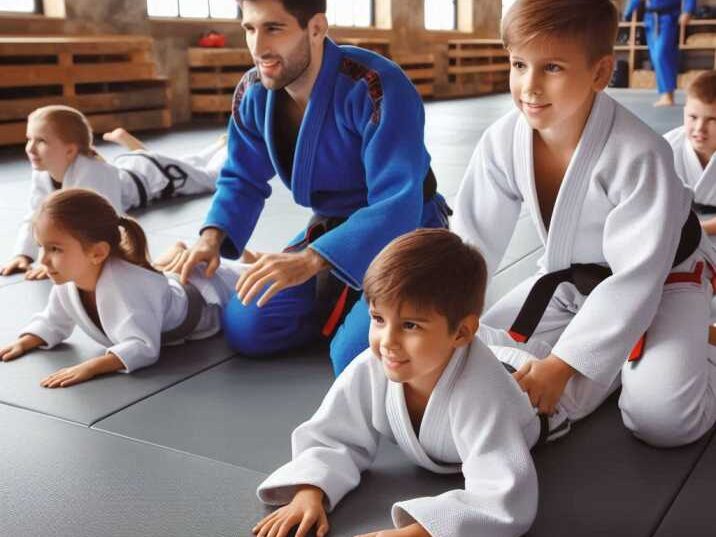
[645,11,680,94]
[222,194,450,375]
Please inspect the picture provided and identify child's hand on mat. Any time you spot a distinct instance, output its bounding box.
[513,354,576,415]
[0,334,45,362]
[236,249,329,307]
[1,255,32,276]
[354,522,431,537]
[25,264,49,280]
[253,485,329,537]
[40,354,124,388]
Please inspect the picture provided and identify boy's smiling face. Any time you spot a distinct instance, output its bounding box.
[368,300,476,392]
[684,96,716,160]
[509,35,613,134]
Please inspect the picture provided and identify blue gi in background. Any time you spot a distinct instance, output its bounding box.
[204,38,449,374]
[624,0,697,94]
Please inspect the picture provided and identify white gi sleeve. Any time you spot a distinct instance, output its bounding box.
[21,286,76,347]
[257,354,384,510]
[452,125,523,276]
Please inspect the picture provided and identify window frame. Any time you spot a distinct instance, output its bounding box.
[424,0,458,32]
[327,0,375,28]
[0,0,43,15]
[147,0,240,20]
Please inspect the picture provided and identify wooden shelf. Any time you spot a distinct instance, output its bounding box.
[447,39,509,97]
[612,17,716,90]
[0,35,172,146]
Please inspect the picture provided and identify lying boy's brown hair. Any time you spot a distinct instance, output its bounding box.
[687,71,716,104]
[363,228,487,332]
[502,0,618,64]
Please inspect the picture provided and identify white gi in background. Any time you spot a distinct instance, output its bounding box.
[258,340,575,537]
[664,126,716,207]
[113,137,226,209]
[453,92,716,447]
[14,142,227,263]
[21,256,243,372]
[13,154,124,261]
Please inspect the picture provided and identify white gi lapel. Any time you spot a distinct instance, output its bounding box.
[67,279,112,347]
[386,348,465,474]
[541,92,614,271]
[514,116,548,245]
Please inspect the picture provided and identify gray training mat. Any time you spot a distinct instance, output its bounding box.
[527,392,714,537]
[0,404,269,537]
[0,279,237,425]
[94,347,337,473]
[652,429,716,537]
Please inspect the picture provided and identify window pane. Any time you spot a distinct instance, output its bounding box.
[209,0,237,18]
[502,0,517,18]
[0,0,36,12]
[179,0,209,18]
[425,0,455,30]
[147,0,179,17]
[327,0,371,27]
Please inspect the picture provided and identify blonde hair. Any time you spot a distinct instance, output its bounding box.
[36,188,157,272]
[687,71,716,104]
[502,0,618,65]
[28,105,97,157]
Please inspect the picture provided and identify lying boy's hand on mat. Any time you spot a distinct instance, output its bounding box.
[0,334,45,362]
[25,264,49,280]
[176,228,224,284]
[354,522,431,537]
[236,248,330,308]
[513,354,576,415]
[253,485,329,537]
[40,354,124,388]
[1,255,32,276]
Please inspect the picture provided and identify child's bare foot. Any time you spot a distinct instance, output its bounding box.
[102,128,146,151]
[653,93,675,107]
[154,241,189,273]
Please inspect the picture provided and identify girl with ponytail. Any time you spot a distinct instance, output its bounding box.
[2,105,226,280]
[0,189,245,388]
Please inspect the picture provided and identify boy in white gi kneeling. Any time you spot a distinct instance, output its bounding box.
[253,229,575,537]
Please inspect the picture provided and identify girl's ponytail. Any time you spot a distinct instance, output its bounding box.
[117,216,155,272]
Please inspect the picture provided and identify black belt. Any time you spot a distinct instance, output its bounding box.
[161,279,206,344]
[694,202,716,215]
[118,152,189,203]
[508,210,702,352]
[123,168,148,209]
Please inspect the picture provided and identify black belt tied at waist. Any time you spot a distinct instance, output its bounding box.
[118,152,190,209]
[508,210,703,362]
[161,277,207,344]
[283,166,444,338]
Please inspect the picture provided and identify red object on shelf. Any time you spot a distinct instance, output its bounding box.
[198,31,227,48]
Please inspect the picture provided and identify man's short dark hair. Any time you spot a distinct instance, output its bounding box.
[239,0,327,28]
[364,229,488,332]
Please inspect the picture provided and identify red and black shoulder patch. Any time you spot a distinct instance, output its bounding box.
[231,69,261,123]
[339,57,383,124]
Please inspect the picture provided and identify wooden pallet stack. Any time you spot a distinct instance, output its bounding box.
[0,36,172,146]
[188,47,254,121]
[447,39,509,97]
[394,53,435,99]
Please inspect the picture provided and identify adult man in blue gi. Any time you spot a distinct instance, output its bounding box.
[625,0,697,106]
[174,0,449,373]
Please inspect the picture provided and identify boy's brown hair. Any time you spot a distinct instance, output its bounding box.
[502,0,618,65]
[686,71,716,104]
[363,229,487,332]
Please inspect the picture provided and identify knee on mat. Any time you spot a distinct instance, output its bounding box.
[620,399,703,448]
[221,298,274,357]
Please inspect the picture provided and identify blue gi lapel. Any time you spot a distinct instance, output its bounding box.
[264,39,342,207]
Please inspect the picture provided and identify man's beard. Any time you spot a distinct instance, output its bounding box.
[258,34,312,90]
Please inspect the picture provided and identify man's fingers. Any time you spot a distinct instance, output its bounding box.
[512,361,532,382]
[257,281,284,308]
[179,252,199,285]
[205,255,220,279]
[238,267,272,304]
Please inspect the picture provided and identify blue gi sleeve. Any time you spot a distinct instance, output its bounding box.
[683,0,696,14]
[624,0,641,20]
[309,69,430,289]
[202,73,276,259]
